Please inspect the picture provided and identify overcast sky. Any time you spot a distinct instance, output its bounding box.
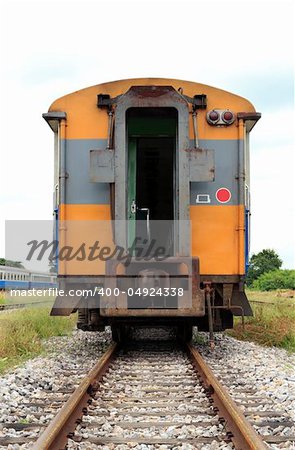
[0,0,294,268]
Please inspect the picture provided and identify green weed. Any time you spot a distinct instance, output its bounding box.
[0,308,76,374]
[227,290,295,352]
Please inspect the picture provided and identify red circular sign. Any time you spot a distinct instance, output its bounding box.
[216,187,231,203]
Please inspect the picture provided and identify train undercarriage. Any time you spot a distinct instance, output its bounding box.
[52,272,252,343]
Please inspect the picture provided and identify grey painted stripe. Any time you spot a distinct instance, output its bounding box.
[189,139,240,206]
[64,139,110,204]
[63,139,242,206]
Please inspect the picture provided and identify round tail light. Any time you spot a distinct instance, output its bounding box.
[207,110,220,124]
[222,110,235,124]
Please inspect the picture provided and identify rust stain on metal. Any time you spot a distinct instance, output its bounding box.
[187,344,267,450]
[32,343,117,450]
[237,112,261,121]
[130,85,174,98]
[184,147,211,154]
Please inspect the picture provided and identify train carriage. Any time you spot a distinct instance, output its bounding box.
[0,266,56,290]
[43,78,260,341]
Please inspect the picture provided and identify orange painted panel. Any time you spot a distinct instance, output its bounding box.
[58,204,113,275]
[48,78,255,140]
[57,204,245,276]
[59,204,111,220]
[190,205,245,275]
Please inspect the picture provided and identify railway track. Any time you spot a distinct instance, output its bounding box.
[0,301,53,311]
[0,336,294,450]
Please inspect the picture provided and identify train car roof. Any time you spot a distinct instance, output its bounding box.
[48,77,256,112]
[0,266,55,275]
[0,266,29,273]
[44,78,260,135]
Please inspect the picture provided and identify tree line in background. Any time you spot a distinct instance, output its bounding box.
[246,249,295,291]
[0,258,24,268]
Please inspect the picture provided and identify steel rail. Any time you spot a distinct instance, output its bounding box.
[32,342,117,450]
[34,340,267,450]
[186,343,267,450]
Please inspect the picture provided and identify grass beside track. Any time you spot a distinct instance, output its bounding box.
[1,290,294,377]
[0,291,54,305]
[227,290,295,352]
[0,292,6,305]
[0,307,76,374]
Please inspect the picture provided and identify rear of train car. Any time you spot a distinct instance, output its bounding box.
[43,78,260,340]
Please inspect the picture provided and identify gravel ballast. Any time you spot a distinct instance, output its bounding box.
[0,329,112,449]
[0,328,294,449]
[193,332,295,449]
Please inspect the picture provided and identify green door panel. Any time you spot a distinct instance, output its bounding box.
[128,138,137,249]
[128,116,177,136]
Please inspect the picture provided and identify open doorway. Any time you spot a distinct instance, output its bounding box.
[127,108,177,256]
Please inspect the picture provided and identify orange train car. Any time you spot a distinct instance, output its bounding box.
[43,78,260,341]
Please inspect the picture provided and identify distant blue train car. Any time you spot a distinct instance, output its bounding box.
[0,266,57,290]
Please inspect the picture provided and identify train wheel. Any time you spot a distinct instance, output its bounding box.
[111,325,121,342]
[111,325,129,343]
[177,325,193,342]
